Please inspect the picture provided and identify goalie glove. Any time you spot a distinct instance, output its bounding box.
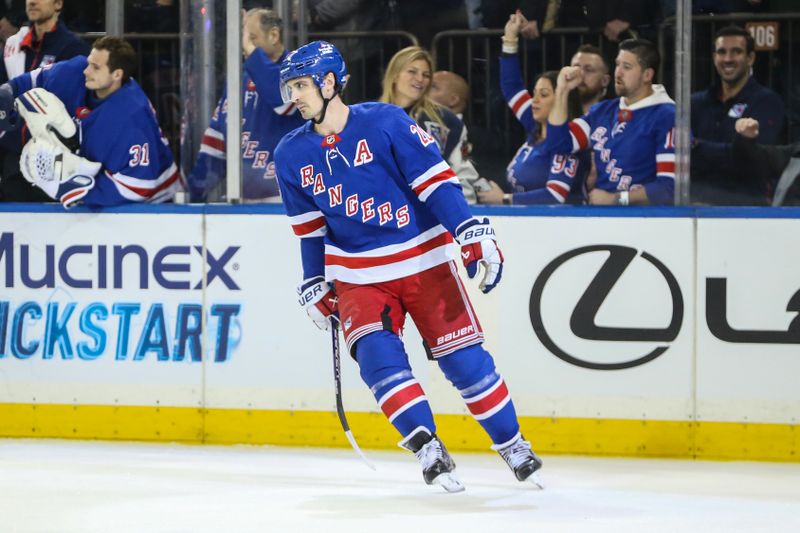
[15,88,79,152]
[20,137,100,209]
[297,276,338,331]
[455,217,504,294]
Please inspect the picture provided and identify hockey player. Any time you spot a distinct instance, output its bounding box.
[0,35,180,208]
[545,38,676,206]
[275,41,543,492]
[186,8,304,202]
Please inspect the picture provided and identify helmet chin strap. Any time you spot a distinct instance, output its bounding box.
[312,83,341,125]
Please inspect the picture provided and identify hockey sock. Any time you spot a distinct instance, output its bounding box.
[437,344,520,445]
[355,330,436,438]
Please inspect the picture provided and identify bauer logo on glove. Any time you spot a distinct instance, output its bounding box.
[455,217,504,294]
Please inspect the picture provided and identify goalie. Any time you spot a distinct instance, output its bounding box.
[0,36,181,208]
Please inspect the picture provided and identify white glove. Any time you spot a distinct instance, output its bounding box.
[297,276,339,330]
[455,217,504,293]
[15,88,78,151]
[20,137,100,209]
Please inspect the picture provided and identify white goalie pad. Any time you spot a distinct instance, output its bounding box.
[20,137,100,208]
[15,88,78,151]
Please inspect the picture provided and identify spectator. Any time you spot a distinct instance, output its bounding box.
[380,46,483,203]
[187,8,304,202]
[545,38,676,206]
[0,0,89,202]
[430,70,470,116]
[733,117,800,205]
[479,10,588,205]
[691,25,785,205]
[0,36,181,207]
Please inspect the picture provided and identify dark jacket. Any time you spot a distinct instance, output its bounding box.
[0,20,89,83]
[691,76,786,204]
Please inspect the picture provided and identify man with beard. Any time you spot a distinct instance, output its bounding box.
[569,44,610,113]
[543,38,676,206]
[690,25,785,205]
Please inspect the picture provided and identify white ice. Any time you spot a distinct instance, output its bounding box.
[1,439,798,533]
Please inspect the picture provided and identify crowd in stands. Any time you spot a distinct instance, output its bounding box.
[0,0,797,207]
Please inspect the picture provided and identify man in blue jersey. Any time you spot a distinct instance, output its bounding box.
[275,41,543,492]
[187,8,303,202]
[545,38,676,206]
[0,35,180,208]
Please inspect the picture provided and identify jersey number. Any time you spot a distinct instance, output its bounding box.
[129,143,151,166]
[551,155,578,177]
[409,124,435,147]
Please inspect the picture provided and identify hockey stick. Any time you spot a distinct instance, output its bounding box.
[331,318,376,470]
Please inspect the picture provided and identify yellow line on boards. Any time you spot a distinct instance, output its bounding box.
[0,403,796,462]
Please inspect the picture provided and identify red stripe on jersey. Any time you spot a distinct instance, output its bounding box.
[657,161,675,174]
[292,216,325,236]
[111,169,181,198]
[466,380,509,417]
[326,232,452,269]
[412,168,457,197]
[202,134,225,151]
[380,382,425,419]
[568,121,589,150]
[547,181,569,198]
[510,92,531,115]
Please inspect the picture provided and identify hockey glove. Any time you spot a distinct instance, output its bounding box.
[297,276,339,331]
[15,88,79,151]
[20,137,100,209]
[455,217,504,293]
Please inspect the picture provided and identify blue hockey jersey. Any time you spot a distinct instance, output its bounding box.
[8,55,180,207]
[187,48,304,201]
[274,102,473,284]
[500,52,588,204]
[544,85,676,205]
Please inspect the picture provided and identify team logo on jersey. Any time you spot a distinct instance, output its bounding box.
[530,245,684,370]
[728,103,748,118]
[75,106,91,120]
[247,80,256,92]
[41,55,56,67]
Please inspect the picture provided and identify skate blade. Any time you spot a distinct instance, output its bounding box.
[432,472,465,493]
[527,471,545,490]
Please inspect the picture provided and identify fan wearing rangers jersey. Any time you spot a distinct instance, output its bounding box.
[275,41,543,493]
[0,36,180,207]
[545,38,676,206]
[186,8,303,202]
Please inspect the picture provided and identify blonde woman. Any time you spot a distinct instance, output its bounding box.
[380,46,483,203]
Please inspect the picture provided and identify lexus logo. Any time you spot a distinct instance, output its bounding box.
[530,245,684,370]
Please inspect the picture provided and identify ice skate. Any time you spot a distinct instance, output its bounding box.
[401,427,465,493]
[492,433,544,489]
